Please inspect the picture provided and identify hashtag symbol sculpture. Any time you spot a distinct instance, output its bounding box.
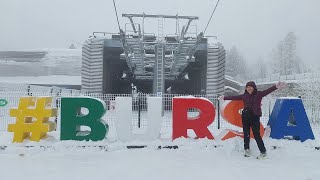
[8,97,57,143]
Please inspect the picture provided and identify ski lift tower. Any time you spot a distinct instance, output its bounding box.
[81,13,225,95]
[122,13,201,94]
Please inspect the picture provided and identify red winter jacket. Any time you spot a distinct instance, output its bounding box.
[224,83,277,116]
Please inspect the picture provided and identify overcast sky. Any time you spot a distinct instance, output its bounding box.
[0,0,319,68]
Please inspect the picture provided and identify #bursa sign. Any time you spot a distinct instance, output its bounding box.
[5,96,315,143]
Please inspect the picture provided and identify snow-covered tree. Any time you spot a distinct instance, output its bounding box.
[251,57,268,79]
[225,46,248,81]
[271,32,307,75]
[69,43,76,49]
[295,77,320,123]
[283,32,296,74]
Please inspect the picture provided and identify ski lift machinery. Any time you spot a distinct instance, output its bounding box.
[81,13,225,95]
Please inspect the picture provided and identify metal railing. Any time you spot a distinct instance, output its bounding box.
[249,72,320,84]
[0,82,81,95]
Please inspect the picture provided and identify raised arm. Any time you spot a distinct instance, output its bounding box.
[260,81,286,97]
[223,94,243,100]
[260,85,277,97]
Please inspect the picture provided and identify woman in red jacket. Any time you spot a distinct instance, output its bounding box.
[219,81,286,159]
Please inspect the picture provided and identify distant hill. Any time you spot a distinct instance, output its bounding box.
[0,51,47,62]
[0,49,81,77]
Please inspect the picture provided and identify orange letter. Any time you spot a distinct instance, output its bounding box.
[220,100,264,140]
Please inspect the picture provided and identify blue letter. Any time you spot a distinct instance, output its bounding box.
[268,98,314,142]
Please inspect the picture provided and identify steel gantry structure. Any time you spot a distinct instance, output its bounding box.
[81,13,226,95]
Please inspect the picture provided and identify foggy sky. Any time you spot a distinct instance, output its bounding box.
[0,0,319,68]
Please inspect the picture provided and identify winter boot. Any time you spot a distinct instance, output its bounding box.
[244,149,251,157]
[256,152,268,160]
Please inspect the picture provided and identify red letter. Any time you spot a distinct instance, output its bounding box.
[172,97,215,140]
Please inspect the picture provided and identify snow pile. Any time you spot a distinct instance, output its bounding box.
[0,131,319,180]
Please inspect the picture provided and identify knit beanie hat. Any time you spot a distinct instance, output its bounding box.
[245,81,257,90]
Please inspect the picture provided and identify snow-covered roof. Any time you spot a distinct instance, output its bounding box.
[225,75,244,86]
[225,86,239,92]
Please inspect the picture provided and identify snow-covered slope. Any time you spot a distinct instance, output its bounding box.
[0,49,81,77]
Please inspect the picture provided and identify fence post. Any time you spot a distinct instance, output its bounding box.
[55,91,60,131]
[217,99,220,129]
[138,92,141,128]
[27,85,31,96]
[269,99,271,119]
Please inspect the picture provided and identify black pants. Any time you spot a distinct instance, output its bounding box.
[241,108,266,153]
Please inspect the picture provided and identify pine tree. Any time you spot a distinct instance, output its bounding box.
[271,32,308,76]
[225,46,248,81]
[283,32,296,75]
[252,57,267,79]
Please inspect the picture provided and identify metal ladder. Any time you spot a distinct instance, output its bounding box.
[158,17,164,42]
[155,44,164,94]
[153,17,165,94]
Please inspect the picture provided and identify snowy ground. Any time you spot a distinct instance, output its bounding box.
[0,132,319,180]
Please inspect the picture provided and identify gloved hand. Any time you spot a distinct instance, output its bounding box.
[276,81,287,89]
[218,95,224,100]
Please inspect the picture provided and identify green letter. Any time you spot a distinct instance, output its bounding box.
[60,97,108,141]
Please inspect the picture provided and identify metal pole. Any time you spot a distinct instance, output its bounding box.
[204,0,221,34]
[217,99,220,129]
[138,93,141,128]
[112,0,122,32]
[142,13,145,38]
[27,85,31,96]
[55,91,60,131]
